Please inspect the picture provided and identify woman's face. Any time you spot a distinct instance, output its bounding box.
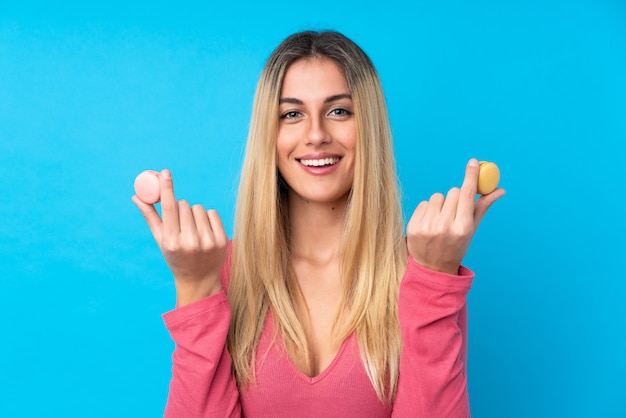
[276,58,356,207]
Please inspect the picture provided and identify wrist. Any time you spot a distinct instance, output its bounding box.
[409,256,460,276]
[174,275,223,307]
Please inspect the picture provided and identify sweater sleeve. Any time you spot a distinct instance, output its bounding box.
[162,291,241,417]
[392,257,474,418]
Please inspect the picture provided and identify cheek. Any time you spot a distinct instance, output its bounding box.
[341,122,357,152]
[275,135,291,175]
[348,136,357,154]
[276,126,295,154]
[345,133,357,163]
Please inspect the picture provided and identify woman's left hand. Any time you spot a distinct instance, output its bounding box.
[406,158,506,275]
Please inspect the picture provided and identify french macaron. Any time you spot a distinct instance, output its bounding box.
[477,161,500,195]
[134,170,161,204]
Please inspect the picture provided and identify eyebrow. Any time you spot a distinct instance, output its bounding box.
[279,93,352,105]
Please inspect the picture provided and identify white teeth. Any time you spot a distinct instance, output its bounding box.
[300,157,340,167]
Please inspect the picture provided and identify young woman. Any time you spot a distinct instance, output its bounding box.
[133,30,504,417]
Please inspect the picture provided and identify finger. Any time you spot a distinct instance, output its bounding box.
[457,159,480,219]
[441,187,460,220]
[206,209,228,246]
[425,192,445,218]
[131,195,163,242]
[406,201,429,236]
[474,187,506,226]
[410,200,429,223]
[192,204,214,247]
[177,200,197,239]
[160,169,180,236]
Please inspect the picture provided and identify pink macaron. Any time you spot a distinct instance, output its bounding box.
[134,170,161,204]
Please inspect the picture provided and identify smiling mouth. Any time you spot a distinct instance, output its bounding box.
[298,157,341,167]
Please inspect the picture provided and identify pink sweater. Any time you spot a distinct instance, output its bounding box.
[162,256,473,417]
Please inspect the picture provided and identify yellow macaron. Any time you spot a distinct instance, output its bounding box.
[477,161,500,195]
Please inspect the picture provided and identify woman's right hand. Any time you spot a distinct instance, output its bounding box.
[132,169,228,307]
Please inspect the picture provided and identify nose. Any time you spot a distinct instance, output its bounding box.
[306,115,331,146]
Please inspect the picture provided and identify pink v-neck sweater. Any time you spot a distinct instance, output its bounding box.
[162,255,473,417]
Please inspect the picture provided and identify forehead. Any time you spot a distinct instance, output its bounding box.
[280,58,350,99]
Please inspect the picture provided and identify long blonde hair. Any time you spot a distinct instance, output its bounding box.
[227,31,407,403]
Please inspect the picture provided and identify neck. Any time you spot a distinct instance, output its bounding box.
[288,193,348,263]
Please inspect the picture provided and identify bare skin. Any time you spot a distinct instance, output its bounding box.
[407,159,505,275]
[131,169,228,307]
[131,161,505,375]
[274,58,357,375]
[131,58,505,378]
[288,199,345,377]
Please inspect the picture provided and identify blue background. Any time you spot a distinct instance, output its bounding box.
[1,1,625,416]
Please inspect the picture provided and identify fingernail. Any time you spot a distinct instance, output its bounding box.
[161,169,171,179]
[468,159,479,167]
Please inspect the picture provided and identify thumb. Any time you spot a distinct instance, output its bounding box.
[473,188,506,226]
[132,194,163,244]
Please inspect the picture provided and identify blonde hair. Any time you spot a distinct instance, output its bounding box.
[227,31,407,403]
